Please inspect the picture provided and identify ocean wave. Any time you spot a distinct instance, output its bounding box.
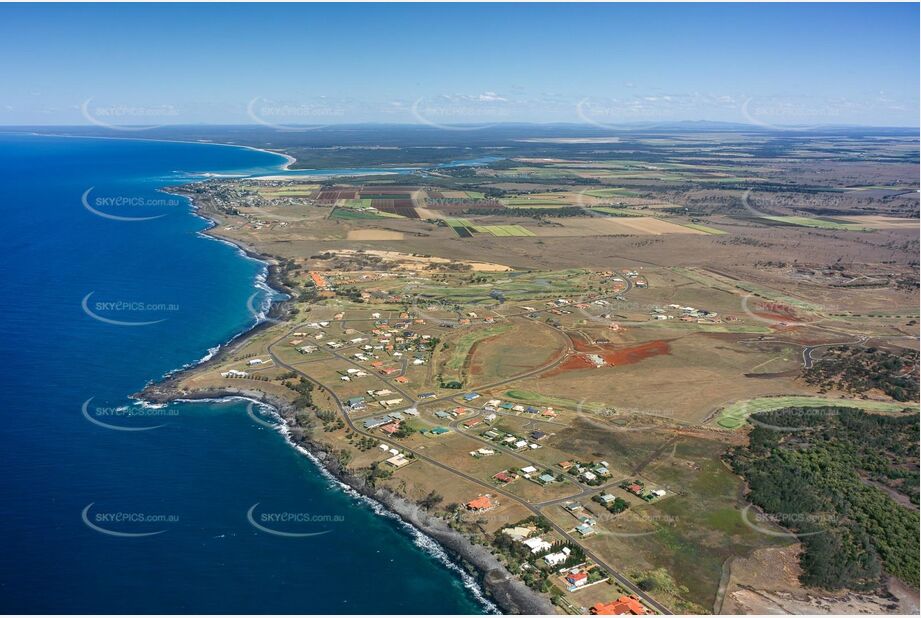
[138,152,497,613]
[168,394,498,614]
[293,443,500,615]
[169,171,248,180]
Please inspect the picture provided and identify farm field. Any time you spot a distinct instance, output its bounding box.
[713,395,913,429]
[161,126,919,616]
[759,215,871,231]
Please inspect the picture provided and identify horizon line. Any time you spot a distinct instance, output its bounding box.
[3,121,919,131]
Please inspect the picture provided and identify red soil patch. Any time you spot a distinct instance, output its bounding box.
[541,355,595,377]
[753,311,803,323]
[542,335,671,377]
[751,300,805,323]
[601,340,670,366]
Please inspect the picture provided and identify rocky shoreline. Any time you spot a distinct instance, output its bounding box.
[138,384,555,615]
[138,184,556,615]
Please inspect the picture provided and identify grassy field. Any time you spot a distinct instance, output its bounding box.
[503,388,601,411]
[252,185,320,198]
[715,395,913,429]
[760,215,871,231]
[343,198,374,208]
[548,420,785,611]
[330,206,402,220]
[441,323,514,379]
[473,224,536,237]
[672,267,823,312]
[589,207,645,217]
[583,187,641,198]
[679,222,727,235]
[409,269,592,305]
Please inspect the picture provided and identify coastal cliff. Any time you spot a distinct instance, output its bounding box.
[139,383,555,615]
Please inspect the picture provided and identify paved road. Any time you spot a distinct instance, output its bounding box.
[270,336,671,614]
[262,279,672,614]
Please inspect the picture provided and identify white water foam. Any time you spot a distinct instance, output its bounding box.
[167,395,499,614]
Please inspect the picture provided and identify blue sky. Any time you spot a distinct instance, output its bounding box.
[1,2,918,127]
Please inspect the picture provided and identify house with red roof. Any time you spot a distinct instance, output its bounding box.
[565,571,589,589]
[380,422,401,435]
[465,495,494,512]
[590,596,648,615]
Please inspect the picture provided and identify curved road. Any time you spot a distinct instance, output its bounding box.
[263,279,672,614]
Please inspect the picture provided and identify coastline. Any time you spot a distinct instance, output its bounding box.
[2,129,298,173]
[137,181,555,615]
[140,384,553,615]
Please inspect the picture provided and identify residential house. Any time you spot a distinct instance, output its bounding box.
[386,453,410,468]
[576,523,595,537]
[565,571,589,589]
[465,495,493,512]
[544,547,572,567]
[363,416,390,429]
[346,396,366,410]
[501,526,532,541]
[522,537,552,554]
[591,596,648,615]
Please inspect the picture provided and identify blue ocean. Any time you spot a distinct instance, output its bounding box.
[0,133,490,614]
